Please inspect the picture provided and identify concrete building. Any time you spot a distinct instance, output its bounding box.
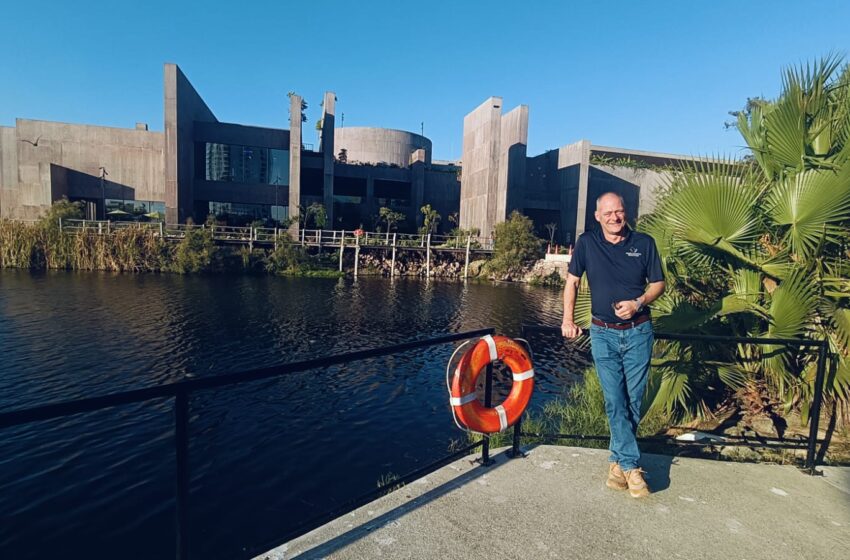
[459,97,709,244]
[0,64,460,233]
[1,66,706,242]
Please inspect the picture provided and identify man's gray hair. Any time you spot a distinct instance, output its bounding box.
[596,192,626,210]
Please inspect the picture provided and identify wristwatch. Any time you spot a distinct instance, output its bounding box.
[634,296,644,312]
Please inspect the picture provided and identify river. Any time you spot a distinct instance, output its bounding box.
[0,270,588,559]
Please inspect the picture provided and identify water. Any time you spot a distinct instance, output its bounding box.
[0,270,588,559]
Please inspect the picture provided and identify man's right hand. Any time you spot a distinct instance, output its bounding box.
[561,319,582,339]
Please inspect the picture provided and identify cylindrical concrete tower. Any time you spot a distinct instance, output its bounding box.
[334,127,432,167]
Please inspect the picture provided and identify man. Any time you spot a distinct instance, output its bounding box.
[561,192,665,498]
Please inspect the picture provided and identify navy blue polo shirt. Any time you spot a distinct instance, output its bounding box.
[568,228,664,324]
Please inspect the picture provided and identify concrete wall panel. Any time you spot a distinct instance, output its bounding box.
[499,105,528,218]
[3,119,164,219]
[460,97,502,235]
[164,63,217,223]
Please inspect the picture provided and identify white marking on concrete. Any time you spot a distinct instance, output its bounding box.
[726,518,744,534]
[374,536,396,546]
[538,460,560,470]
[770,487,789,497]
[678,496,695,502]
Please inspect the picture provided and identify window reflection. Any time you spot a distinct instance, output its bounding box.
[208,201,288,226]
[200,143,289,185]
[105,199,165,220]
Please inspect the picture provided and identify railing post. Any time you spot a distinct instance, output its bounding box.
[175,390,190,560]
[464,235,471,279]
[159,221,164,238]
[301,228,305,247]
[354,233,360,278]
[805,341,829,473]
[58,217,63,232]
[338,233,345,272]
[391,233,397,278]
[480,362,494,466]
[507,415,525,458]
[107,220,111,234]
[426,233,431,278]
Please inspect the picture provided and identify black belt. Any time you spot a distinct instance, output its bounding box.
[591,314,651,330]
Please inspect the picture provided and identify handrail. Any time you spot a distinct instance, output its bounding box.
[516,324,830,473]
[0,327,497,560]
[53,221,495,250]
[0,328,495,429]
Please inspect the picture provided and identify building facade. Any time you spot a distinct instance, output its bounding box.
[0,64,460,234]
[459,97,709,244]
[1,65,706,241]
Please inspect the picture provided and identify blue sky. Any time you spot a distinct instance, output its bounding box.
[1,1,848,160]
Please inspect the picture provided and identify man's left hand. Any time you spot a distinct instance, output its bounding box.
[613,300,639,320]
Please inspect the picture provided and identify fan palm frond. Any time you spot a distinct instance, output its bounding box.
[573,275,592,328]
[764,165,850,259]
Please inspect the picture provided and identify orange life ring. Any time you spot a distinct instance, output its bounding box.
[450,335,534,434]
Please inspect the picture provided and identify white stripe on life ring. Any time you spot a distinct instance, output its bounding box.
[512,368,535,382]
[482,335,498,362]
[450,393,477,407]
[495,404,508,432]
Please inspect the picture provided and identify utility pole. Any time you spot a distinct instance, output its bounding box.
[98,166,108,219]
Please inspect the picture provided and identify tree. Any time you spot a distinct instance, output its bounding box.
[638,55,850,421]
[379,207,406,242]
[307,202,327,229]
[420,204,441,235]
[485,211,543,277]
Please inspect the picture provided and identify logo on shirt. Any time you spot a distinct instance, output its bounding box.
[626,247,642,257]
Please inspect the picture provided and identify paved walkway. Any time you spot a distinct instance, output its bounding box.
[257,445,850,560]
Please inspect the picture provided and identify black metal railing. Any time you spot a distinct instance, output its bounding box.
[0,328,496,560]
[1,326,833,558]
[514,325,831,473]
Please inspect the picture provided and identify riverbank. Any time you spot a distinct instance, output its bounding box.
[0,217,566,283]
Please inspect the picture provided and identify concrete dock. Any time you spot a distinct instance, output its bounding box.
[257,445,850,560]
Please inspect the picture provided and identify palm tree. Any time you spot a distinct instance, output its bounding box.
[631,56,850,423]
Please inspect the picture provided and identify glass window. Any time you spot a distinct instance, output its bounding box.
[198,143,289,186]
[270,149,290,186]
[208,201,288,226]
[105,199,165,220]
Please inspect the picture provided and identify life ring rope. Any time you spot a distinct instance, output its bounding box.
[446,339,474,433]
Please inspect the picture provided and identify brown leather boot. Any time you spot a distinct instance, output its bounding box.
[606,462,628,490]
[624,468,651,498]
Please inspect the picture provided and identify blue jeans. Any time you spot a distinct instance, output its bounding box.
[589,320,654,471]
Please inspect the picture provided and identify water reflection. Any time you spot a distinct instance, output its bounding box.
[0,270,585,559]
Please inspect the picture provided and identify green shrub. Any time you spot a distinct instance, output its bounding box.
[484,211,543,277]
[265,233,307,273]
[172,227,216,273]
